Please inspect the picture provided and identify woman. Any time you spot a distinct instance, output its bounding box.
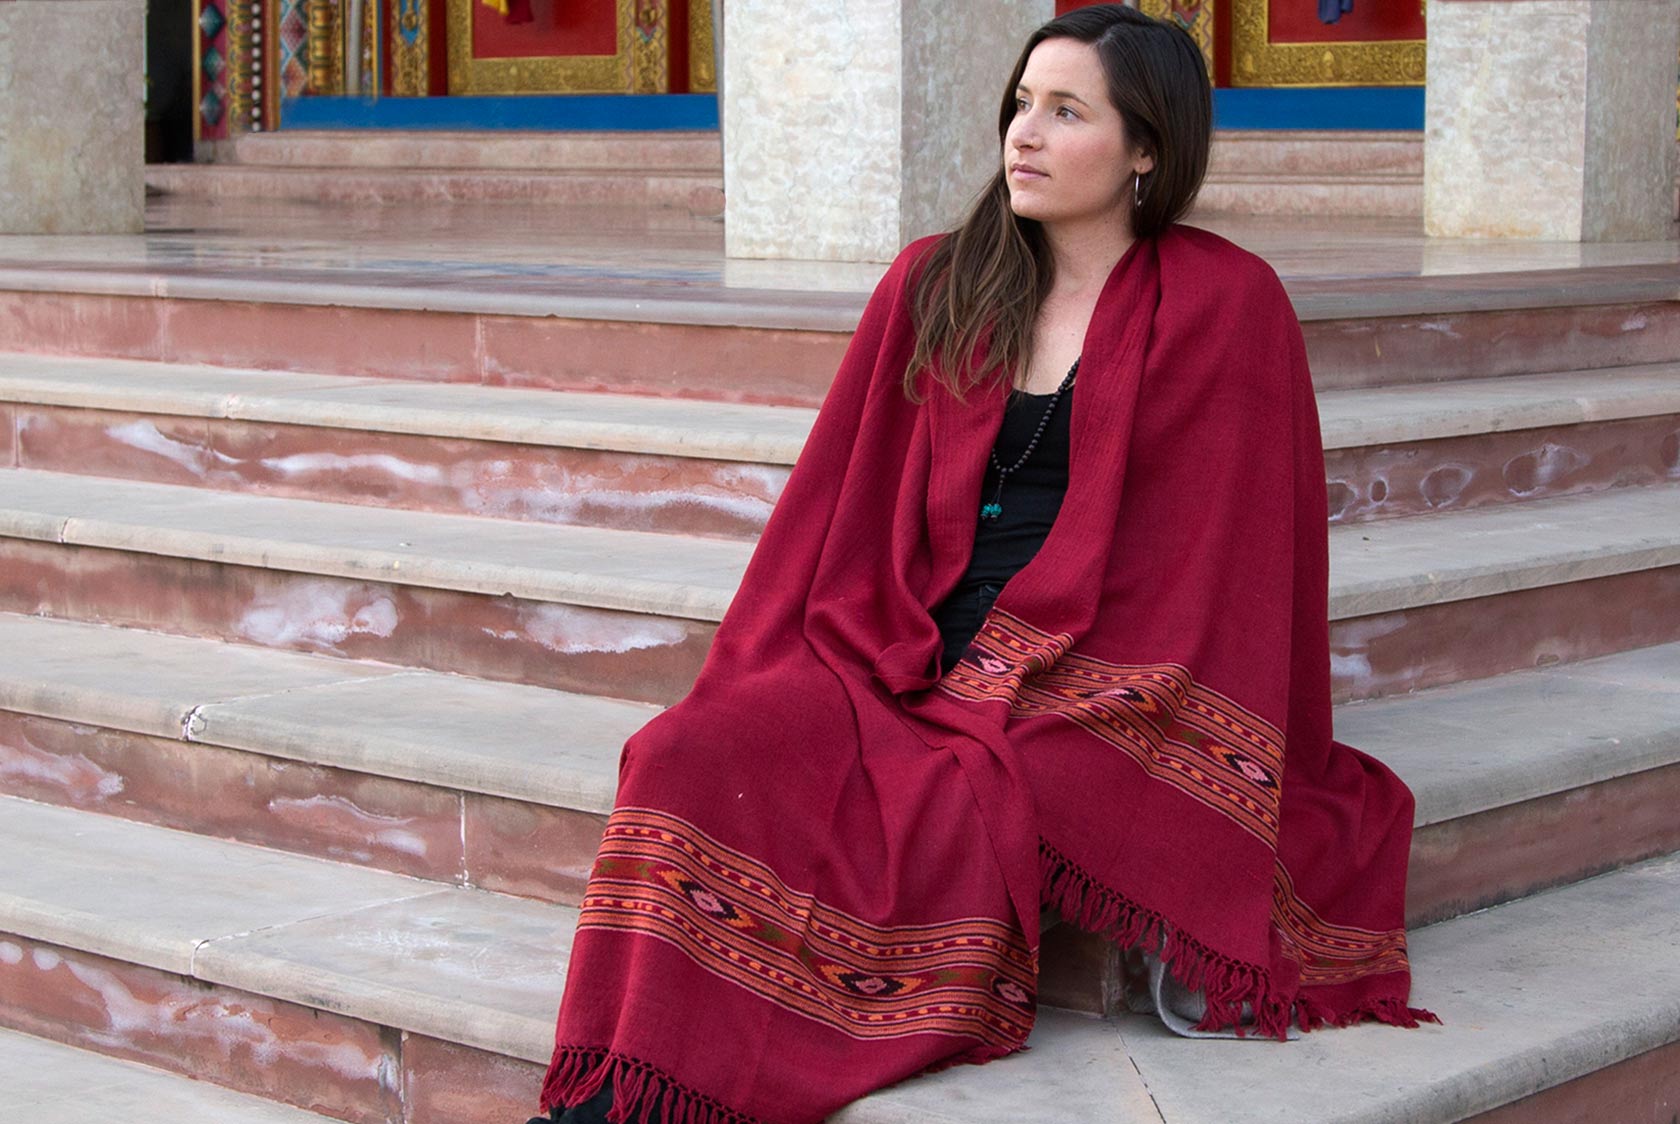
[529,7,1438,1123]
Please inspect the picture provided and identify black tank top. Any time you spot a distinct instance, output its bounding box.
[956,379,1073,586]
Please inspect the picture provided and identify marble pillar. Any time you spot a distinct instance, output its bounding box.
[1424,0,1680,241]
[722,0,1053,262]
[0,0,146,234]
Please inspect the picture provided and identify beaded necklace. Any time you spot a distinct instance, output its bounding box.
[978,356,1079,522]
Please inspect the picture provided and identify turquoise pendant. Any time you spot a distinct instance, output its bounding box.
[980,502,1003,521]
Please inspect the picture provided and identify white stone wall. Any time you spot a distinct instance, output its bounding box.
[0,0,146,234]
[1424,0,1679,241]
[724,0,1051,262]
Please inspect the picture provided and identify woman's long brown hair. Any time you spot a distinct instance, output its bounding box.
[904,4,1212,403]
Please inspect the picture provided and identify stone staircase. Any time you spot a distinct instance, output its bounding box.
[144,130,728,216]
[1,259,1679,1123]
[142,129,1680,219]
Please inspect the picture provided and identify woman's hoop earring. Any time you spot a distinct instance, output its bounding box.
[1133,171,1144,209]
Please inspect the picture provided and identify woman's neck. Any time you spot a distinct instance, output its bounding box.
[1041,215,1137,296]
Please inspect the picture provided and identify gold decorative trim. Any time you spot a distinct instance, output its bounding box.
[629,0,666,93]
[264,0,281,127]
[448,0,665,95]
[1138,0,1214,85]
[307,0,342,94]
[1230,0,1423,87]
[192,0,202,142]
[688,0,714,93]
[391,0,430,96]
[226,0,254,134]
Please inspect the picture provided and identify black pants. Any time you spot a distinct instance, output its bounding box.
[931,580,1004,674]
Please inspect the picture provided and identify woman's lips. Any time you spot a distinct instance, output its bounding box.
[1010,165,1048,181]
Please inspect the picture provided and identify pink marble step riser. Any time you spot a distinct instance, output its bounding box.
[144,166,726,213]
[0,926,1670,1124]
[0,932,532,1124]
[1471,1038,1680,1124]
[1190,181,1421,219]
[1305,300,1680,394]
[6,927,1673,1122]
[0,709,603,903]
[3,290,1676,407]
[1205,137,1423,177]
[0,291,846,409]
[8,405,1676,536]
[229,131,723,171]
[1324,415,1680,525]
[0,540,712,708]
[3,705,1675,941]
[10,405,787,541]
[1,540,1675,706]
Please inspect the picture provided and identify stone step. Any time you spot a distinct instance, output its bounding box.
[0,608,1675,935]
[229,128,723,172]
[0,352,809,541]
[4,793,1680,1123]
[2,263,1676,406]
[1205,130,1425,177]
[0,470,1675,703]
[3,353,1677,534]
[1194,136,1680,219]
[1194,176,1422,219]
[143,163,727,215]
[0,1026,340,1123]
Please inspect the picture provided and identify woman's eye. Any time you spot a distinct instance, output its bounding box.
[1057,106,1077,120]
[1015,97,1028,111]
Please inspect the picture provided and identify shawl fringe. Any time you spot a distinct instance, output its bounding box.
[542,1044,761,1124]
[1039,839,1439,1042]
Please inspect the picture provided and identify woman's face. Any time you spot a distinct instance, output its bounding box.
[1004,37,1154,230]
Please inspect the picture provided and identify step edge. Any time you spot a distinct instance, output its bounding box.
[9,796,1680,1113]
[8,360,1680,461]
[0,373,815,465]
[2,612,1676,830]
[1,470,1675,626]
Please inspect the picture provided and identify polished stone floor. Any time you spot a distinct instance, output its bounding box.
[0,194,1674,326]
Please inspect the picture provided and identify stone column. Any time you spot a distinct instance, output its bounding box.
[723,0,1053,262]
[1424,0,1680,241]
[0,0,146,235]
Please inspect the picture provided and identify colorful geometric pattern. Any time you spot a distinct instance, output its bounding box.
[1272,859,1412,986]
[579,806,1037,1049]
[939,611,1285,848]
[279,0,311,98]
[941,609,1410,986]
[196,0,230,140]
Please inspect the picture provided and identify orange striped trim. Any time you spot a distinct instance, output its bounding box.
[939,611,1284,846]
[578,807,1036,1047]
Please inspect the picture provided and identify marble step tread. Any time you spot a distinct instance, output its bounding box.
[0,468,1677,622]
[229,129,724,171]
[3,351,1678,464]
[0,1026,339,1123]
[152,162,724,184]
[3,255,1678,333]
[0,350,818,464]
[0,608,1675,835]
[5,792,1680,1124]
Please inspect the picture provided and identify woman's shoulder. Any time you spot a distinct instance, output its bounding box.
[1159,223,1291,313]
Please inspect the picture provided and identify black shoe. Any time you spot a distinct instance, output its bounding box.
[544,1084,615,1124]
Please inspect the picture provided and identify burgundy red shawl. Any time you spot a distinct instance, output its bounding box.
[538,224,1439,1124]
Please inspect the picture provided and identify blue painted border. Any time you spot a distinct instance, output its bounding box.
[1214,87,1423,131]
[278,94,720,131]
[277,87,1421,133]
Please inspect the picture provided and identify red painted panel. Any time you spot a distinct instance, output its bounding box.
[473,0,616,61]
[1057,0,1421,40]
[1269,0,1423,44]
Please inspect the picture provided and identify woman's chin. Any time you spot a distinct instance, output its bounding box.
[1007,196,1056,223]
